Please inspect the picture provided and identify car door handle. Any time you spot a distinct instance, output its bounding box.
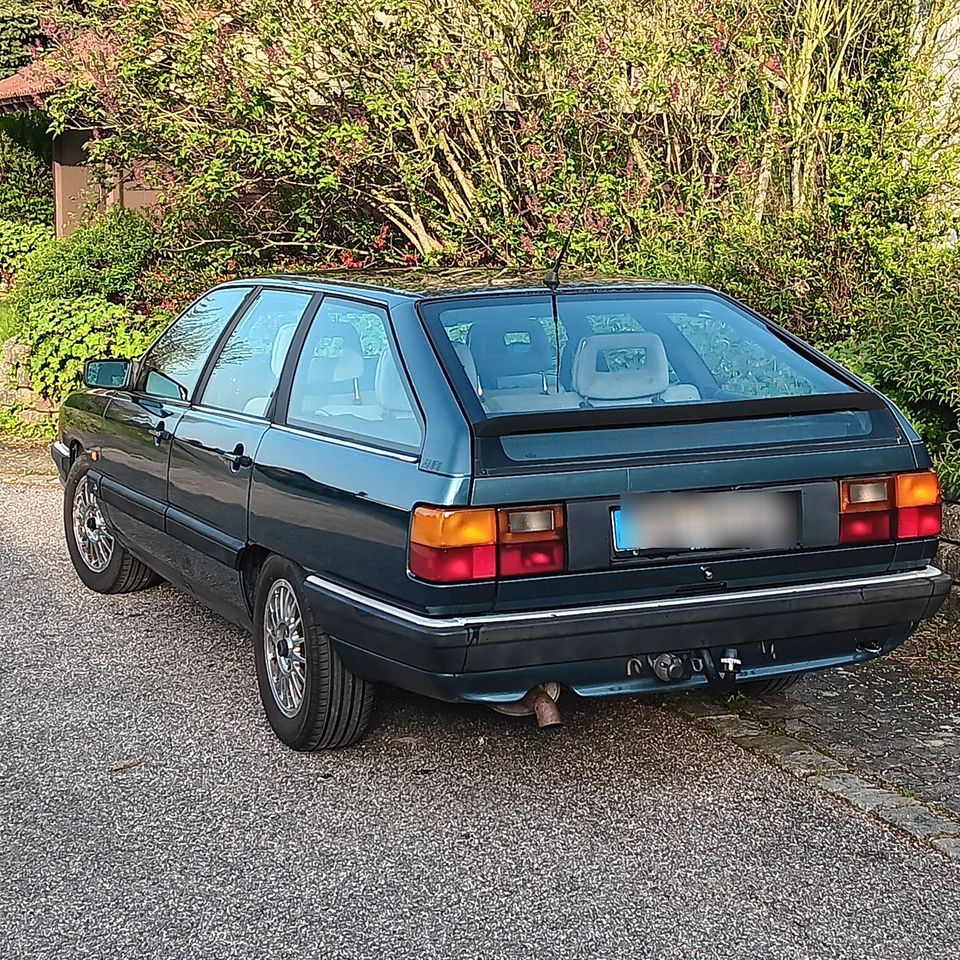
[150,421,173,446]
[221,443,253,472]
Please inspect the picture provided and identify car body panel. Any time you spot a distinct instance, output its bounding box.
[248,425,485,615]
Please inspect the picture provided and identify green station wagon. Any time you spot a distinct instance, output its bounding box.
[53,270,949,749]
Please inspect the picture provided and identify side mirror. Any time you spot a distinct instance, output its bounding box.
[84,359,132,390]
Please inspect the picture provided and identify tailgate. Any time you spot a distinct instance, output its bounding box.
[470,427,932,611]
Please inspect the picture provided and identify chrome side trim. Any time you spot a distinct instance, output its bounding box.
[272,424,419,462]
[52,440,70,458]
[306,565,943,631]
[191,404,269,426]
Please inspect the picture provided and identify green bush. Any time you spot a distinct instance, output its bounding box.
[17,296,162,400]
[821,249,960,495]
[0,297,16,345]
[0,127,53,225]
[0,218,53,284]
[9,208,157,310]
[0,4,41,77]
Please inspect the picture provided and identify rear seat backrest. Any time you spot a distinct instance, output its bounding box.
[290,320,366,416]
[452,342,481,395]
[375,350,415,417]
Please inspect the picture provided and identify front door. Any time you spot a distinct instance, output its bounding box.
[97,286,255,563]
[166,287,317,620]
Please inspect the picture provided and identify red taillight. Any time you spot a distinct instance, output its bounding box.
[410,504,565,583]
[838,470,941,544]
[840,510,893,544]
[408,542,497,583]
[896,504,942,538]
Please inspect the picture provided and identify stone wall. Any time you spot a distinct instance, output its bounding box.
[939,503,960,599]
[0,336,57,425]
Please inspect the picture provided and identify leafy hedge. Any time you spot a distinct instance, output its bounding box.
[2,210,166,404]
[0,126,53,225]
[0,218,52,284]
[17,296,159,399]
[8,208,158,309]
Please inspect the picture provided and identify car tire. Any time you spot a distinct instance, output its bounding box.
[736,673,802,696]
[64,457,162,594]
[253,555,375,750]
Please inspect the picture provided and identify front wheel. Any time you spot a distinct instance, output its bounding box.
[63,458,161,594]
[253,555,375,750]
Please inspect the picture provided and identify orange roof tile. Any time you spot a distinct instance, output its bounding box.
[0,64,57,111]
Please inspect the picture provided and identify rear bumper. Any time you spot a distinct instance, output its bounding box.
[304,565,951,703]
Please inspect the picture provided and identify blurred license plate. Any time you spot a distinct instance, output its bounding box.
[613,491,797,552]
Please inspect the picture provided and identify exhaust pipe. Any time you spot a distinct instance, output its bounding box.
[521,684,562,729]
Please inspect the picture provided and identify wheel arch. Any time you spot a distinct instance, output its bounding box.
[239,544,272,616]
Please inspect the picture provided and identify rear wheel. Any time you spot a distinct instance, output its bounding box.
[736,673,803,697]
[64,458,161,594]
[253,555,375,750]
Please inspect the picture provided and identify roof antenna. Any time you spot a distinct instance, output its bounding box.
[543,164,602,291]
[543,163,601,391]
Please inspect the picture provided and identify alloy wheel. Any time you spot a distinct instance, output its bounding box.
[263,578,307,718]
[72,475,115,573]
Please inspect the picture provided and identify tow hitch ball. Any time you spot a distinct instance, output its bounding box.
[647,647,743,692]
[701,647,742,693]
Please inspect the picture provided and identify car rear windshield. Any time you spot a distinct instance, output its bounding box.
[420,289,856,414]
[418,289,899,463]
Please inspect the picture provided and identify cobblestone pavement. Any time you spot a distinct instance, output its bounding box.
[675,657,960,858]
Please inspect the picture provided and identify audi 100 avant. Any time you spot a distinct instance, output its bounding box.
[53,270,949,749]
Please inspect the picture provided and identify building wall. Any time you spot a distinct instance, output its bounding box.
[52,128,159,236]
[52,128,97,236]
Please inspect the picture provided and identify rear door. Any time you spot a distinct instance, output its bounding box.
[166,287,317,617]
[249,295,431,608]
[97,286,254,557]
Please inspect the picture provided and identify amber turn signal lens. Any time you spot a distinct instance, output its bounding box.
[895,470,941,508]
[839,478,892,513]
[411,506,497,548]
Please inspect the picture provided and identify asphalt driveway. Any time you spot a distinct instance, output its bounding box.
[2,479,960,959]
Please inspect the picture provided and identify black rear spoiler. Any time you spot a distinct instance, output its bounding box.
[471,392,889,438]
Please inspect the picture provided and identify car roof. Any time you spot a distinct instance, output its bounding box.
[219,267,712,304]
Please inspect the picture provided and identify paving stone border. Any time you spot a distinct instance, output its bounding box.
[0,443,57,484]
[676,698,960,863]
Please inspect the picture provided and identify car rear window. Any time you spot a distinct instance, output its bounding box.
[419,289,900,464]
[419,290,855,416]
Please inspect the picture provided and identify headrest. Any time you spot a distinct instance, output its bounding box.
[307,320,364,384]
[375,350,410,413]
[271,323,298,378]
[452,342,480,395]
[571,332,670,400]
[467,318,553,386]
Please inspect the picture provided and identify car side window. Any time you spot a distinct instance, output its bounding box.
[141,287,251,401]
[200,289,313,417]
[286,298,421,452]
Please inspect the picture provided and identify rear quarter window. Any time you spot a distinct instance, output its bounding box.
[285,297,422,453]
